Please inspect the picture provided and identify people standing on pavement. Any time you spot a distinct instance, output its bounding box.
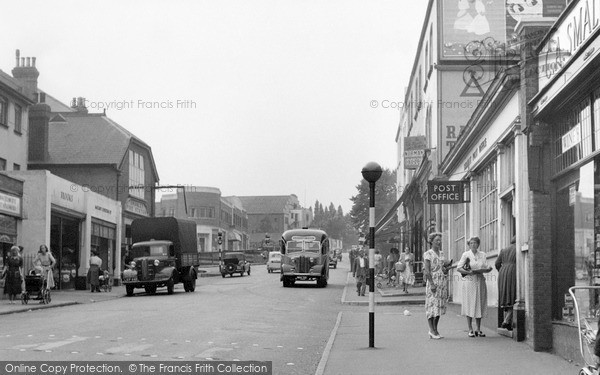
[32,245,56,290]
[387,247,398,275]
[353,250,370,296]
[399,247,415,293]
[87,250,102,292]
[374,249,383,276]
[495,235,517,330]
[457,236,492,337]
[2,246,24,304]
[349,248,357,273]
[423,232,449,339]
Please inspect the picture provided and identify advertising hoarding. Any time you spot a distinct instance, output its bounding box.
[441,0,568,60]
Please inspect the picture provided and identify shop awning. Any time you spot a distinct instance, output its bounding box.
[375,179,416,234]
[227,232,242,242]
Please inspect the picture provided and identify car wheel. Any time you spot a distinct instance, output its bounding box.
[167,278,174,294]
[240,271,244,277]
[221,273,226,278]
[334,264,337,269]
[247,267,251,276]
[188,280,196,292]
[126,285,134,296]
[317,277,327,288]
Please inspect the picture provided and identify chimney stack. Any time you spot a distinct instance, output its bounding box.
[12,49,39,101]
[71,96,88,113]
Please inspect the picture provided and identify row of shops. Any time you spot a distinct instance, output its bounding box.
[0,170,124,290]
[391,1,600,359]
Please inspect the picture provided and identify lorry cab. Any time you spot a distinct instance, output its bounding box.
[279,228,329,288]
[122,217,199,296]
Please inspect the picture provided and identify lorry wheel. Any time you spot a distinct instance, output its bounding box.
[126,285,134,296]
[167,278,174,294]
[145,285,156,295]
[247,267,251,276]
[221,273,226,278]
[188,280,195,292]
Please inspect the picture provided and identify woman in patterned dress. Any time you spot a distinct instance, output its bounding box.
[424,232,449,339]
[457,236,492,337]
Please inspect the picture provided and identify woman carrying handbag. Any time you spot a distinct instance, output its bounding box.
[457,236,492,337]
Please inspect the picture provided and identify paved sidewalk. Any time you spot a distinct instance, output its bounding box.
[341,271,426,306]
[0,266,222,315]
[318,270,582,375]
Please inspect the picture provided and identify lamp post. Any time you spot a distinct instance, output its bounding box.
[361,161,382,348]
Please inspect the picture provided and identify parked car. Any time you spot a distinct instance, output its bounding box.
[220,252,251,277]
[266,251,282,273]
[329,252,338,269]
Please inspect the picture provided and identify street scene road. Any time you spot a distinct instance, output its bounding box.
[0,256,583,375]
[0,261,349,375]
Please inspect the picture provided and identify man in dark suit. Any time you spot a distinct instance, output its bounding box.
[353,250,370,296]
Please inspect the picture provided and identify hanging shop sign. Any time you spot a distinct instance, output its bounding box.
[404,136,427,169]
[427,181,466,204]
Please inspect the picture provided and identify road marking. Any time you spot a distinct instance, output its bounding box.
[105,343,153,354]
[35,336,88,350]
[315,311,343,375]
[195,347,233,358]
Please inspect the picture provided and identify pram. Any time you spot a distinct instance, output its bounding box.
[21,267,52,305]
[98,270,112,292]
[569,286,600,375]
[375,268,397,289]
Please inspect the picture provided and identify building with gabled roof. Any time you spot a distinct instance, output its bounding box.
[6,50,159,283]
[237,194,310,249]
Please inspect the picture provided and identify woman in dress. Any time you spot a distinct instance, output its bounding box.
[424,232,449,339]
[457,236,492,337]
[495,236,517,330]
[87,250,103,292]
[3,246,23,304]
[399,247,415,293]
[32,244,56,290]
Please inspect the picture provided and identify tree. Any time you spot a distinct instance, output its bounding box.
[349,168,397,236]
[337,205,344,217]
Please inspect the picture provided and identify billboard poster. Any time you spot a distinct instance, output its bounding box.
[439,70,495,160]
[441,0,568,60]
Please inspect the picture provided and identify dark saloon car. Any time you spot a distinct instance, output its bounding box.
[220,252,251,277]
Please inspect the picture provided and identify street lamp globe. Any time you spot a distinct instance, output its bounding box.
[361,162,383,183]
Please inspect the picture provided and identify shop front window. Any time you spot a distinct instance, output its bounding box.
[50,215,80,290]
[555,160,598,320]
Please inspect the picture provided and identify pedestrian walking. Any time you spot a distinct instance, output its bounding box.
[495,236,517,330]
[87,250,102,292]
[2,246,24,304]
[423,232,449,339]
[457,236,492,337]
[32,245,56,290]
[399,247,415,293]
[374,249,383,276]
[353,250,369,296]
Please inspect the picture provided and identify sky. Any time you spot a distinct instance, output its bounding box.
[1,0,429,213]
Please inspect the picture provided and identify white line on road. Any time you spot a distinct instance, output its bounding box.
[315,311,343,375]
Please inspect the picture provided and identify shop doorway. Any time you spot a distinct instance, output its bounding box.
[50,215,80,290]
